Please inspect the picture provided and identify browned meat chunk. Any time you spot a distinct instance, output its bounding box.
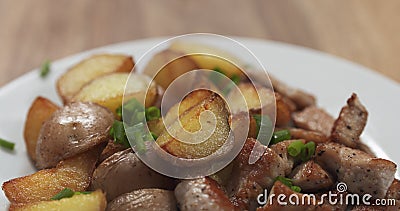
[386,179,400,200]
[290,160,334,192]
[175,178,236,211]
[270,76,316,110]
[227,138,292,210]
[269,139,305,175]
[315,142,396,198]
[331,94,368,148]
[292,106,334,137]
[289,128,328,143]
[107,189,177,211]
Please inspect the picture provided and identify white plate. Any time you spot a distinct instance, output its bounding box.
[1,37,399,208]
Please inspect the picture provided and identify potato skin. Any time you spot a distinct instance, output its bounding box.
[35,102,114,169]
[91,149,177,201]
[57,54,134,103]
[2,147,102,204]
[23,97,59,162]
[9,190,106,211]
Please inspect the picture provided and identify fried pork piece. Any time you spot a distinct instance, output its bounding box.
[331,93,368,148]
[107,189,177,211]
[175,178,236,211]
[292,106,335,136]
[257,181,347,211]
[227,138,293,210]
[290,160,334,192]
[269,140,305,175]
[270,76,316,110]
[315,142,396,198]
[289,128,328,143]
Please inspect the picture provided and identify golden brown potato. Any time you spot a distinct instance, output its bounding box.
[227,83,275,114]
[143,49,199,90]
[275,93,292,127]
[157,90,230,159]
[169,41,245,78]
[57,54,134,103]
[72,73,158,114]
[2,147,102,204]
[9,190,106,211]
[23,97,59,161]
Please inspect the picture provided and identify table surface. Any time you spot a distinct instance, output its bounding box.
[1,0,399,87]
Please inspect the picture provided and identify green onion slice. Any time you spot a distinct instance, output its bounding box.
[287,140,304,157]
[0,138,15,151]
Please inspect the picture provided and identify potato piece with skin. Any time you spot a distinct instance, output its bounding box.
[35,102,114,169]
[57,54,134,103]
[72,73,158,115]
[2,147,102,204]
[157,91,231,159]
[107,189,177,211]
[23,97,59,161]
[143,49,199,90]
[91,149,177,201]
[9,190,106,211]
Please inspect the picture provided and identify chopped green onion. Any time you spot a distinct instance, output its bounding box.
[300,141,316,162]
[151,132,158,140]
[110,120,130,147]
[51,188,75,200]
[287,140,304,157]
[40,60,51,78]
[213,67,224,74]
[0,138,15,150]
[291,186,302,192]
[230,74,241,85]
[270,129,291,145]
[74,191,92,195]
[145,107,161,121]
[126,123,147,154]
[252,114,273,145]
[275,176,293,187]
[275,176,302,193]
[116,106,122,118]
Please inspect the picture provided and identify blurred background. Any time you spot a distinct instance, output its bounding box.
[1,0,399,86]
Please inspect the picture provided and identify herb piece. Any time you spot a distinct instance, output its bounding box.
[275,176,302,193]
[0,138,15,150]
[40,60,51,78]
[109,120,130,147]
[287,140,304,157]
[291,186,302,193]
[270,129,291,145]
[51,188,75,200]
[230,74,240,85]
[252,114,273,145]
[145,107,161,121]
[275,176,293,187]
[74,191,92,195]
[300,141,316,162]
[151,132,158,140]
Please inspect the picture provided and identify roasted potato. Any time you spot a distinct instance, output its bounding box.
[107,189,177,211]
[2,147,102,204]
[169,41,245,78]
[35,102,114,169]
[157,90,231,159]
[98,140,127,163]
[143,49,199,89]
[91,149,176,201]
[72,73,158,114]
[23,97,59,161]
[9,190,106,211]
[57,54,134,103]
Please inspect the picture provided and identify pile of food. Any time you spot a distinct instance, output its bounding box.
[1,43,399,211]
